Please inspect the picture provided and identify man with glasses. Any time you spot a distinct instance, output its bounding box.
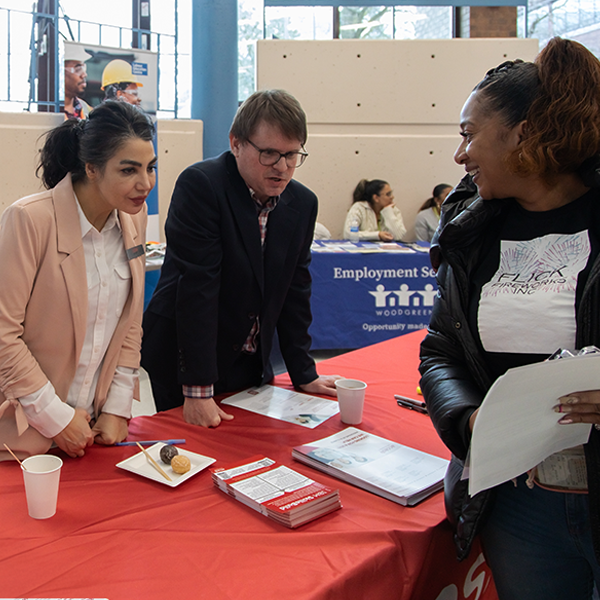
[64,45,92,121]
[142,89,339,427]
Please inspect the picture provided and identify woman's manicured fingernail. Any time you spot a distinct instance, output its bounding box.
[559,395,579,404]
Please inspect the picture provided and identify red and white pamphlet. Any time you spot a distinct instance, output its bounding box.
[211,456,341,528]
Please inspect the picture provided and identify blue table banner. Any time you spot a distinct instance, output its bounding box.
[308,241,437,349]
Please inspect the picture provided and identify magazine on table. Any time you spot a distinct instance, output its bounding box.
[221,385,339,428]
[292,427,449,506]
[211,456,341,528]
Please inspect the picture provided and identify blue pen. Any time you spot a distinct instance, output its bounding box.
[115,439,186,446]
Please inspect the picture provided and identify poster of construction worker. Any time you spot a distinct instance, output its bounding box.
[63,40,157,119]
[63,41,160,241]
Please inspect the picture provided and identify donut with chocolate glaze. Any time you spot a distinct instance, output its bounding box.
[160,444,179,465]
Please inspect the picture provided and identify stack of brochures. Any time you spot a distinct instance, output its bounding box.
[211,456,341,528]
[292,428,449,506]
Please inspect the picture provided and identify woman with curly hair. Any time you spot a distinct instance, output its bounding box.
[419,38,600,599]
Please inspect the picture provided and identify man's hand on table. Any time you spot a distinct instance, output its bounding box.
[300,375,342,397]
[53,408,94,458]
[183,396,234,428]
[92,413,129,445]
[181,376,342,427]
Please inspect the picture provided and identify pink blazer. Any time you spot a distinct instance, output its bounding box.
[0,174,147,458]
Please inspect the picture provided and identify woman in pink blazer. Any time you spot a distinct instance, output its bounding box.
[0,101,156,460]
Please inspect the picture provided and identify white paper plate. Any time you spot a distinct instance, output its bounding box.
[116,442,216,487]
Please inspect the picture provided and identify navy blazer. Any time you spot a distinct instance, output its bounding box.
[142,151,318,393]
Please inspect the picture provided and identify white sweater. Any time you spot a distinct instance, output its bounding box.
[343,201,406,241]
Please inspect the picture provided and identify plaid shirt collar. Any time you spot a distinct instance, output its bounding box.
[248,188,279,248]
[248,187,279,214]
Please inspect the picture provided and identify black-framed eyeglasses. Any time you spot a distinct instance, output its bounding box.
[247,139,308,168]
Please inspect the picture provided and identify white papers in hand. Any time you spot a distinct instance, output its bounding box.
[468,355,595,497]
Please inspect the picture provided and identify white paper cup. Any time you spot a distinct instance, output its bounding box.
[21,454,63,519]
[335,379,367,425]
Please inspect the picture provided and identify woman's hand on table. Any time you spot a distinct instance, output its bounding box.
[300,375,342,397]
[555,390,600,426]
[53,408,94,458]
[92,413,129,445]
[183,396,234,428]
[378,231,394,242]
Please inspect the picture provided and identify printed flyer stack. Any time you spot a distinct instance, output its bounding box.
[211,456,341,528]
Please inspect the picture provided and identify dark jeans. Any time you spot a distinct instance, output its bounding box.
[481,475,600,600]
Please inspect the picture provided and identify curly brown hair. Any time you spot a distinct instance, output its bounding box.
[474,37,600,183]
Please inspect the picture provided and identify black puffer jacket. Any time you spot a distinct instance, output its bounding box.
[419,174,600,562]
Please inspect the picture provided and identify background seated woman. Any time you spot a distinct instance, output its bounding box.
[413,183,452,242]
[343,178,406,241]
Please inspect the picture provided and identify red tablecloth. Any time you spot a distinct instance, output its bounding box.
[0,330,498,600]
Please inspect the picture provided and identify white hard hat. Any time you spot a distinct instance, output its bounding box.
[64,42,92,63]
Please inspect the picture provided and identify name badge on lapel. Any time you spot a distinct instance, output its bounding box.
[126,244,145,261]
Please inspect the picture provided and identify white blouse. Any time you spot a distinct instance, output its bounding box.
[19,201,136,438]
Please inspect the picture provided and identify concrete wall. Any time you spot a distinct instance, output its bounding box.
[0,112,56,213]
[155,118,203,240]
[0,112,203,243]
[1,39,540,242]
[256,38,539,239]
